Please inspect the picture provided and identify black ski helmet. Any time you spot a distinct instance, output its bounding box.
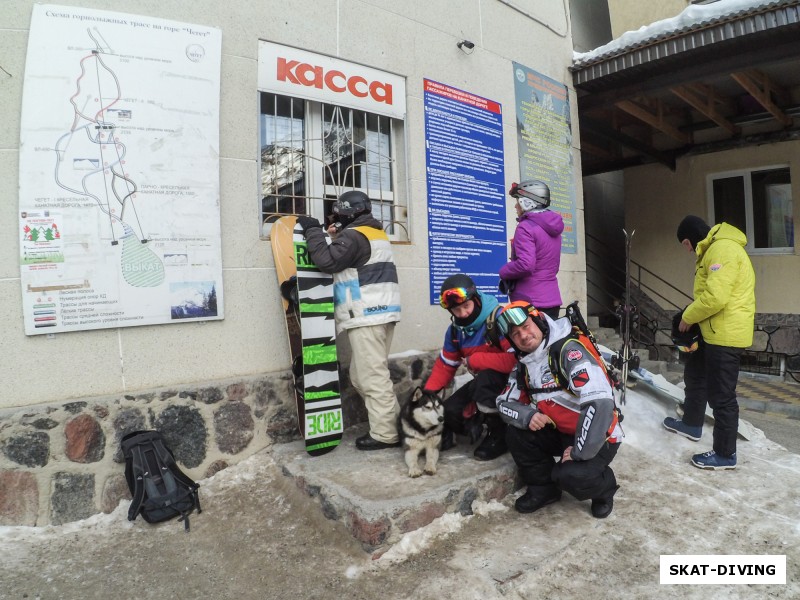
[671,310,702,353]
[439,274,478,309]
[509,180,550,211]
[333,190,371,226]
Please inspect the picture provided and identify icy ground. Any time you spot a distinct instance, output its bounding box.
[1,388,798,599]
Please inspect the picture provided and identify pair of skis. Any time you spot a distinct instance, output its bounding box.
[613,229,639,404]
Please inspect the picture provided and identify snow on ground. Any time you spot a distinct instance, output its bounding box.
[1,387,798,599]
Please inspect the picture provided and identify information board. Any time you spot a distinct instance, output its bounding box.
[423,79,507,304]
[512,62,577,253]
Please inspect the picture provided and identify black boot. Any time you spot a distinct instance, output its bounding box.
[463,413,484,445]
[515,485,562,514]
[473,416,507,461]
[440,427,456,451]
[591,485,620,519]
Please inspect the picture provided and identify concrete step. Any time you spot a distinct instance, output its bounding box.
[593,326,620,342]
[272,423,517,556]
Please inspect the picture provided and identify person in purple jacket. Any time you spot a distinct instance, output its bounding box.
[499,180,564,319]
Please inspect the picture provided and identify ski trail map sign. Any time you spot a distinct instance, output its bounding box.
[18,5,223,335]
[271,217,343,455]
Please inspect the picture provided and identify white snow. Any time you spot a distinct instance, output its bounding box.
[2,386,799,597]
[573,0,777,64]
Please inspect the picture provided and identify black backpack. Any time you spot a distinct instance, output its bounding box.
[121,430,201,531]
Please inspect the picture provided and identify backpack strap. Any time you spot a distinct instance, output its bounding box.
[549,331,616,390]
[484,305,503,349]
[150,437,202,531]
[126,444,148,522]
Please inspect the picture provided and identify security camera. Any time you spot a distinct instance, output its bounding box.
[457,40,475,50]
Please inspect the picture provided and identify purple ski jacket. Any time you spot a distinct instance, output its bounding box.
[499,209,564,308]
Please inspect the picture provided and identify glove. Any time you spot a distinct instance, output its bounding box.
[498,279,515,295]
[296,216,322,233]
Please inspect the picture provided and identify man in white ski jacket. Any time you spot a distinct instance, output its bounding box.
[494,301,622,518]
[298,191,401,451]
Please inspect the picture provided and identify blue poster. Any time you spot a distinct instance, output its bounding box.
[512,62,577,253]
[423,79,507,305]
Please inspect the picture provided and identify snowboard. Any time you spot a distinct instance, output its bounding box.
[271,216,343,456]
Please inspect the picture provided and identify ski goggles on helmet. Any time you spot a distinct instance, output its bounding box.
[439,287,472,309]
[675,341,699,353]
[496,303,539,336]
[673,336,700,353]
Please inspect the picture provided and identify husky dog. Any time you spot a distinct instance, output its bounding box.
[399,387,445,477]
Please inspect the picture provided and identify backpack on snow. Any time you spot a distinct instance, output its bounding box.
[121,430,201,531]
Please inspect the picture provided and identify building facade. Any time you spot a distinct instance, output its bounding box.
[0,0,586,525]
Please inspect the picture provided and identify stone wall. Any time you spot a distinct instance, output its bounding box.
[0,351,437,527]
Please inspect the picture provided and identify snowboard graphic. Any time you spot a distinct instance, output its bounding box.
[271,216,343,455]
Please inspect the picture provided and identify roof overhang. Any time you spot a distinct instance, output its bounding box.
[572,1,800,175]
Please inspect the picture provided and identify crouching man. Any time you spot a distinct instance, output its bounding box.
[494,302,622,518]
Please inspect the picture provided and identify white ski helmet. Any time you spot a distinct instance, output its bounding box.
[509,180,550,212]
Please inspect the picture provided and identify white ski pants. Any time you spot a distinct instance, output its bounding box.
[346,322,400,443]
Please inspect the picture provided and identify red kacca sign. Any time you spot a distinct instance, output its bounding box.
[276,57,393,105]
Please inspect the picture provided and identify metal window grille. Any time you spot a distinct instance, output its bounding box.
[259,92,407,240]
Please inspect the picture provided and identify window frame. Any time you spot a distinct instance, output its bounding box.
[706,164,794,255]
[258,92,409,243]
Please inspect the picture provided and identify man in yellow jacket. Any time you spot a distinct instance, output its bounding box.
[663,215,755,470]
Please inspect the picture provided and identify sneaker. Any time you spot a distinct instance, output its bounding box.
[691,450,737,470]
[662,417,702,442]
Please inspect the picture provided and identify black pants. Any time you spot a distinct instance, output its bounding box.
[506,424,619,501]
[682,342,743,457]
[443,369,508,435]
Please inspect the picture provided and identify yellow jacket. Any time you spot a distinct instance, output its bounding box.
[682,223,756,348]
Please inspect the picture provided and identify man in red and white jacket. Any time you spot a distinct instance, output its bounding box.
[494,302,622,518]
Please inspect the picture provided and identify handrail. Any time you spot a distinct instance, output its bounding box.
[586,231,692,314]
[585,231,789,381]
[633,263,692,310]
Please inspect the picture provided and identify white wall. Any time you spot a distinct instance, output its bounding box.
[0,0,583,409]
[607,0,688,38]
[625,143,800,315]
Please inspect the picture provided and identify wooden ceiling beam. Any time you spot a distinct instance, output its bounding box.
[580,140,618,161]
[615,98,691,144]
[670,83,740,136]
[581,116,677,170]
[730,69,793,127]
